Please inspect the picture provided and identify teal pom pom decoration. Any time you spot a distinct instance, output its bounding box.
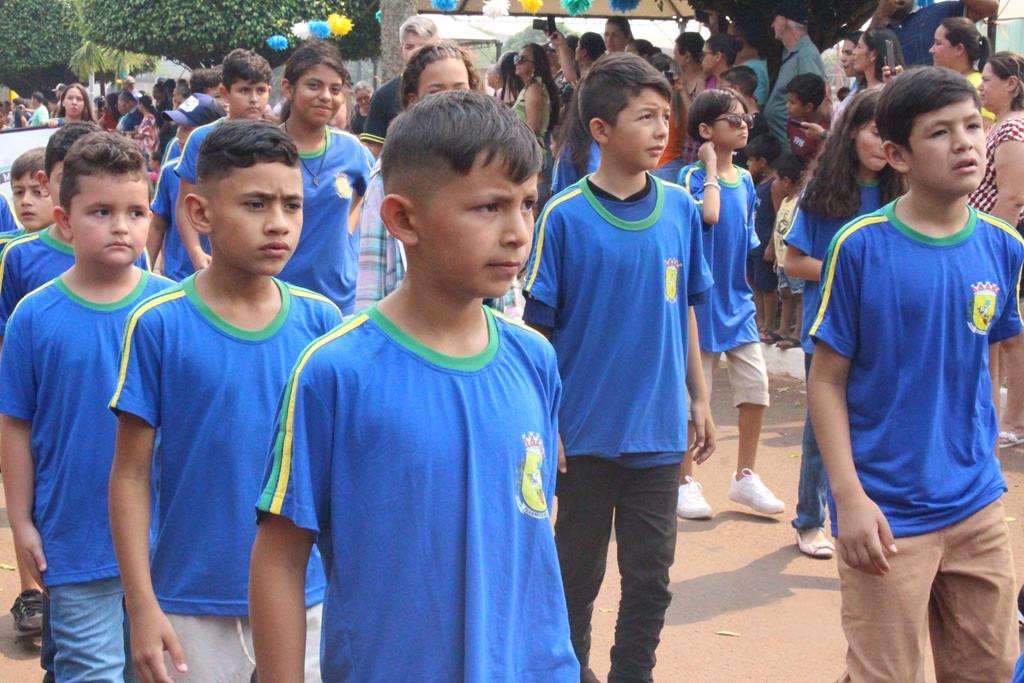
[610,0,640,10]
[375,9,381,23]
[561,0,591,15]
[308,20,331,39]
[432,0,458,10]
[267,35,288,51]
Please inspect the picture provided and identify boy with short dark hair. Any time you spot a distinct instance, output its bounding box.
[809,67,1022,682]
[149,94,223,280]
[174,49,273,270]
[250,89,578,683]
[0,122,147,335]
[744,134,781,185]
[0,131,171,681]
[524,53,714,682]
[678,89,782,519]
[764,154,805,348]
[109,120,337,682]
[746,140,782,339]
[784,73,828,161]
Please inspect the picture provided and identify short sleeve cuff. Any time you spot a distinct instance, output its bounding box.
[109,400,158,428]
[523,298,556,328]
[811,332,854,359]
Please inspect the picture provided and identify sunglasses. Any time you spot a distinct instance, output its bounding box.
[713,113,755,129]
[514,54,533,65]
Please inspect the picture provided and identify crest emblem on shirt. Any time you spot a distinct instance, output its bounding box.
[335,173,352,199]
[515,433,548,519]
[968,281,1000,335]
[665,258,681,303]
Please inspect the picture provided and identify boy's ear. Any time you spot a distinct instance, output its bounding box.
[184,192,213,236]
[53,205,72,242]
[379,193,421,248]
[36,171,50,196]
[217,83,230,100]
[882,140,911,175]
[802,102,815,116]
[588,117,612,146]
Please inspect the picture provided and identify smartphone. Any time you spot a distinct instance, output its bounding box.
[884,39,896,68]
[547,14,556,34]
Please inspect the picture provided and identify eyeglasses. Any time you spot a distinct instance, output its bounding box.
[514,54,533,65]
[713,113,755,129]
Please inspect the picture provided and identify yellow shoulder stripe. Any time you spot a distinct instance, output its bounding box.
[266,313,369,514]
[109,289,187,408]
[7,279,57,323]
[0,233,41,300]
[809,215,887,337]
[524,188,582,291]
[979,214,1024,323]
[493,310,546,338]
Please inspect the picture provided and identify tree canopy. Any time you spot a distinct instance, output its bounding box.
[81,0,380,68]
[690,0,878,50]
[0,0,78,93]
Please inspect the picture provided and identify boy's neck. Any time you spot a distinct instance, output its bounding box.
[375,273,491,359]
[894,188,971,239]
[193,257,283,331]
[46,224,69,244]
[61,262,142,304]
[591,157,648,199]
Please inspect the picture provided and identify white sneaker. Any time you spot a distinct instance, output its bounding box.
[676,477,713,519]
[728,468,785,515]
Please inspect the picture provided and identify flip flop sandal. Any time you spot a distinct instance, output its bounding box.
[998,431,1024,449]
[776,337,802,350]
[796,530,834,559]
[760,331,783,343]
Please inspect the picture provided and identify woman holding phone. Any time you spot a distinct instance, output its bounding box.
[852,28,905,90]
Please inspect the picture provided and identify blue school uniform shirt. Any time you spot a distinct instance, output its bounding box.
[257,306,578,682]
[161,137,180,165]
[0,271,172,587]
[550,141,600,195]
[151,159,209,281]
[110,274,341,615]
[277,127,372,315]
[173,118,223,185]
[785,181,883,354]
[0,194,20,233]
[679,162,759,352]
[0,229,149,332]
[811,201,1024,538]
[523,176,713,465]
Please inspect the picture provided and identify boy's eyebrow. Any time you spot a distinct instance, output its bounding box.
[241,190,303,202]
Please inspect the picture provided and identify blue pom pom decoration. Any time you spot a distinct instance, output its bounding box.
[610,0,640,11]
[432,0,458,10]
[308,20,331,39]
[561,0,591,14]
[267,35,288,51]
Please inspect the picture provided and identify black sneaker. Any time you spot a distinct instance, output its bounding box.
[10,589,42,637]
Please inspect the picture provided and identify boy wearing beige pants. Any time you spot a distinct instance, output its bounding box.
[808,68,1020,683]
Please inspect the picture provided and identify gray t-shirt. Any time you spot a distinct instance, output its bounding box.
[764,34,825,146]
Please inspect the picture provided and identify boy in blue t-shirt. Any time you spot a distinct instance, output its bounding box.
[678,90,783,519]
[0,191,21,234]
[524,54,714,682]
[148,93,222,281]
[0,132,171,680]
[809,67,1021,681]
[174,49,272,271]
[251,91,578,682]
[0,122,149,335]
[109,121,338,682]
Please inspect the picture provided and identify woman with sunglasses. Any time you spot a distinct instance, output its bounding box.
[512,43,560,144]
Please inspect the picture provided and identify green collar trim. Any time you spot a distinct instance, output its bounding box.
[884,199,977,246]
[56,271,150,311]
[182,274,291,340]
[578,173,664,231]
[298,129,329,159]
[858,178,880,187]
[40,226,73,254]
[366,305,499,371]
[696,160,743,187]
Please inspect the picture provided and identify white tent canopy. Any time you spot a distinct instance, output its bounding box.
[998,0,1024,20]
[417,0,694,21]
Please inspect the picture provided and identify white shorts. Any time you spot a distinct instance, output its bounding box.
[701,342,770,407]
[165,603,322,682]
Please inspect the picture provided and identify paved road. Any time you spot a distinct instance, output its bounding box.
[0,367,1020,681]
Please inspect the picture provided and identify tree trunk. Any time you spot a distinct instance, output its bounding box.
[380,0,417,83]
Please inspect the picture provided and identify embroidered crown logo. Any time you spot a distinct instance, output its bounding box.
[515,432,548,519]
[968,281,1000,335]
[664,258,681,303]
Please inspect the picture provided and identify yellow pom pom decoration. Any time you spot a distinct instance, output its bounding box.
[520,0,542,13]
[328,13,353,36]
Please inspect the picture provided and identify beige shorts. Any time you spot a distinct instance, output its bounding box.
[701,342,770,407]
[165,603,322,682]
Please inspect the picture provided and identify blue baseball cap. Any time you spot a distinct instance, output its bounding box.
[163,93,224,127]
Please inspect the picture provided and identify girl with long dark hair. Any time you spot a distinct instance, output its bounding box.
[513,43,560,142]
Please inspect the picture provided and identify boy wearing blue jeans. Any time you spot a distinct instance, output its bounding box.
[110,121,337,682]
[524,54,714,682]
[0,132,171,681]
[678,90,783,519]
[809,67,1021,682]
[250,91,578,682]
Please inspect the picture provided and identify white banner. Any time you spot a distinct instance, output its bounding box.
[0,127,57,196]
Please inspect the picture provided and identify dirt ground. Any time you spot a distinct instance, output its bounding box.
[0,367,1021,682]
